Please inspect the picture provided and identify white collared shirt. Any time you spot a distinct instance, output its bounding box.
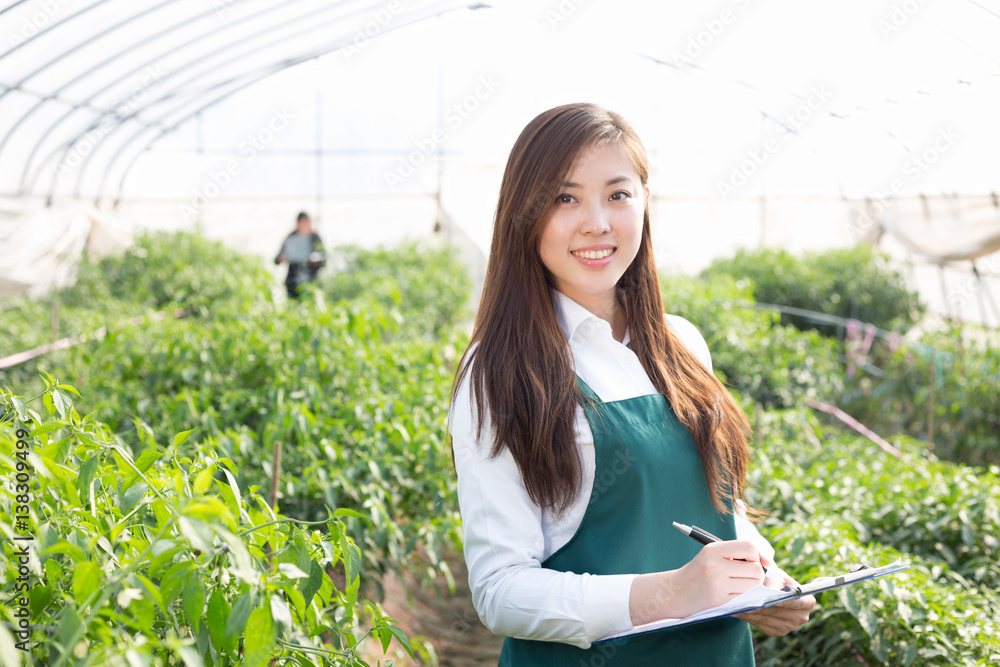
[449,290,777,649]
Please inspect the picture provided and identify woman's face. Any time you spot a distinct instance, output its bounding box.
[538,142,648,314]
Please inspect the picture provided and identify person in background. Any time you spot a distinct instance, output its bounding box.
[275,212,326,299]
[449,103,814,666]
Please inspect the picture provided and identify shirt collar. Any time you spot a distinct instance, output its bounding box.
[551,289,631,346]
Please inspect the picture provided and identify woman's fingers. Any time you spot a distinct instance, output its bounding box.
[762,571,785,590]
[693,541,768,601]
[707,538,764,564]
[735,594,817,636]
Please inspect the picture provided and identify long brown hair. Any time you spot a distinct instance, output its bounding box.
[453,103,752,516]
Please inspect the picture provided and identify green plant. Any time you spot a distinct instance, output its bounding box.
[62,231,274,319]
[660,273,844,408]
[839,326,1000,466]
[321,244,471,339]
[0,376,413,666]
[1,234,470,589]
[745,407,1000,665]
[701,245,924,334]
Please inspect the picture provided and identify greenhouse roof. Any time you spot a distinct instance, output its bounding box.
[0,0,485,203]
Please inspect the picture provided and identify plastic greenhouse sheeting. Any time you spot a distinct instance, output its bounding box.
[0,0,481,202]
[0,204,132,297]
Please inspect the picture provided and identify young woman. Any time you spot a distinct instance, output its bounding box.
[449,103,814,665]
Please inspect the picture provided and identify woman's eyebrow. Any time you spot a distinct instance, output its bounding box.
[560,175,633,188]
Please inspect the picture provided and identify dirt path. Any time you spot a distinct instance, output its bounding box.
[361,552,503,666]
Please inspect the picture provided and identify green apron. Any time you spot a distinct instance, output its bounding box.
[498,378,755,666]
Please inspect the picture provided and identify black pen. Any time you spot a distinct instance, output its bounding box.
[672,521,768,574]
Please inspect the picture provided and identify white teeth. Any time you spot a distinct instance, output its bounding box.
[573,248,613,260]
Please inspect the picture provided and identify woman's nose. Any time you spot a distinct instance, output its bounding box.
[578,200,611,235]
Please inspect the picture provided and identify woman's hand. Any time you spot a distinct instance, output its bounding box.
[630,540,767,625]
[734,572,816,635]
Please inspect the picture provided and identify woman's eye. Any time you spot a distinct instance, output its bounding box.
[609,191,631,201]
[556,194,575,204]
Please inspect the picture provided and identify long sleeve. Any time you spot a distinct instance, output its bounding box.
[451,375,636,649]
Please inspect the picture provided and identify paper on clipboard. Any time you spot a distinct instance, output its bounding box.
[597,560,908,643]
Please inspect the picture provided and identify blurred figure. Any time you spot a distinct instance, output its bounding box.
[275,212,326,299]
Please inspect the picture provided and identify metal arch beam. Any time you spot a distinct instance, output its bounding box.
[46,1,392,198]
[16,0,359,194]
[0,0,190,167]
[5,0,334,175]
[1,1,188,99]
[102,1,486,205]
[0,0,115,64]
[0,1,33,20]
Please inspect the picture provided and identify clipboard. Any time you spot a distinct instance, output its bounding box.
[596,560,909,643]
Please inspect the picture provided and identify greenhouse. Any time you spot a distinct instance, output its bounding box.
[1,1,999,665]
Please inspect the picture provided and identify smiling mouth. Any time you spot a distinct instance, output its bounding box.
[571,248,615,260]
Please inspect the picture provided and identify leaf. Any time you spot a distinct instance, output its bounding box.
[148,541,186,578]
[52,388,70,418]
[221,468,244,520]
[217,529,257,584]
[178,516,213,553]
[183,498,232,527]
[41,540,87,563]
[29,421,64,437]
[77,455,100,502]
[840,586,859,617]
[243,606,276,667]
[270,593,293,631]
[193,464,215,496]
[897,600,913,626]
[119,482,149,514]
[132,573,165,611]
[72,561,102,605]
[277,563,309,579]
[182,572,206,633]
[173,428,196,448]
[29,585,53,618]
[172,644,204,667]
[870,629,890,662]
[56,383,81,396]
[389,625,413,658]
[224,593,253,646]
[857,605,878,639]
[54,606,82,652]
[282,584,306,622]
[332,507,370,522]
[299,560,325,607]
[130,596,156,632]
[10,397,27,422]
[133,447,162,473]
[206,588,230,652]
[0,623,21,667]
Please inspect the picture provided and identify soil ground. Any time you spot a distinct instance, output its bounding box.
[360,552,504,666]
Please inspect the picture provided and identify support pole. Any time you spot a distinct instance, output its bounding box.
[927,349,935,450]
[270,440,283,510]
